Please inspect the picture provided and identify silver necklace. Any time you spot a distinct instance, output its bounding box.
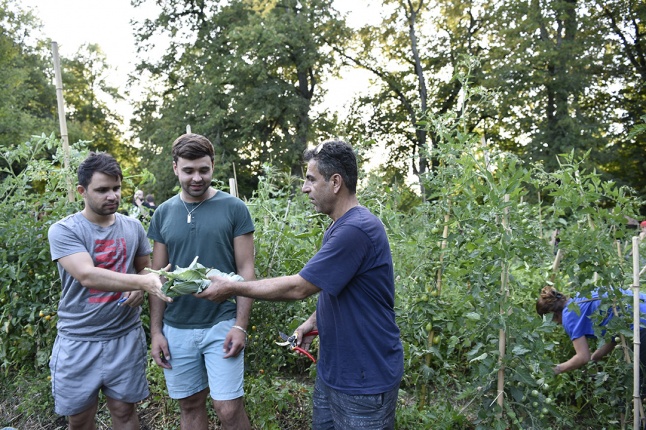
[181,197,207,223]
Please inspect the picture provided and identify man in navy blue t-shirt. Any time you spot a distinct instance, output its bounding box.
[199,140,404,429]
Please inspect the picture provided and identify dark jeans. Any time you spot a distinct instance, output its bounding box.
[312,373,399,430]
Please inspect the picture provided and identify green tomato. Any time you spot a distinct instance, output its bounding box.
[531,389,539,397]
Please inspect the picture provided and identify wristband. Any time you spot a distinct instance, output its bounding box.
[232,325,247,335]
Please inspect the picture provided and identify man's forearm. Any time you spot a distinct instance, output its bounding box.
[228,275,317,301]
[235,297,253,329]
[149,295,167,336]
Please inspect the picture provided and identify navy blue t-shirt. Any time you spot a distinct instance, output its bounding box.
[299,206,404,395]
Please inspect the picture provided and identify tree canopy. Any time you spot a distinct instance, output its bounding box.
[131,0,351,200]
[2,0,646,212]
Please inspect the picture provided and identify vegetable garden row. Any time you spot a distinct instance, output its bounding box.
[2,101,646,428]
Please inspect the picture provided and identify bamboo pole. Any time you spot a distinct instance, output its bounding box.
[614,243,634,363]
[435,200,451,296]
[551,249,564,281]
[497,195,511,410]
[633,236,642,430]
[51,42,74,202]
[611,234,645,427]
[420,200,451,407]
[266,200,291,277]
[229,162,238,197]
[538,192,543,239]
[228,178,238,198]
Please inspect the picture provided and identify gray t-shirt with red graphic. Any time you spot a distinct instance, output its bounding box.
[48,212,151,341]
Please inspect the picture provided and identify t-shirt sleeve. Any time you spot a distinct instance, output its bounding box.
[299,225,370,297]
[563,302,595,340]
[147,206,164,243]
[135,221,152,256]
[48,221,88,262]
[233,199,255,237]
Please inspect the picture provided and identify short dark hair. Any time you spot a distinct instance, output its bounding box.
[77,152,122,188]
[303,140,358,194]
[171,133,215,163]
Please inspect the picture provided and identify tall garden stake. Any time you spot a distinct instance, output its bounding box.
[496,195,511,410]
[615,242,634,363]
[633,236,643,430]
[266,200,291,277]
[421,199,450,407]
[51,42,74,202]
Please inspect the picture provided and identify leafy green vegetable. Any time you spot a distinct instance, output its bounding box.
[146,256,244,298]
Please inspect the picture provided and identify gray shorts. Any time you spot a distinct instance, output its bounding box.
[162,319,244,400]
[49,327,149,416]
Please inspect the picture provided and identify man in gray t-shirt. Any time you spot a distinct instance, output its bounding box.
[47,152,171,429]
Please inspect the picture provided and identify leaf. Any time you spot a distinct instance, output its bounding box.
[146,256,244,298]
[465,312,481,321]
[511,345,531,356]
[469,353,488,363]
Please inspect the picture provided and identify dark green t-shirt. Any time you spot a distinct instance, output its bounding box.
[147,191,254,329]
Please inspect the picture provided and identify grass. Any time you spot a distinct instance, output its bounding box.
[0,368,313,430]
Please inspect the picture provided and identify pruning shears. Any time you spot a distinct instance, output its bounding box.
[276,330,319,363]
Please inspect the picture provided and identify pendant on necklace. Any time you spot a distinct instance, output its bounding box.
[187,214,191,223]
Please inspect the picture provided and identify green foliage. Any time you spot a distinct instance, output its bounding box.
[0,135,83,372]
[0,136,154,373]
[244,164,323,375]
[0,1,59,157]
[2,99,645,427]
[131,0,351,200]
[244,376,312,430]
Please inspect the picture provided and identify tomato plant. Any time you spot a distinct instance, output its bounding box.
[2,98,644,429]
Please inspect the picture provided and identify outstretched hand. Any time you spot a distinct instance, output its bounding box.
[195,275,233,303]
[144,264,173,303]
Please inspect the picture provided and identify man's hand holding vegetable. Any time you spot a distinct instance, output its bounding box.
[199,274,236,303]
[56,252,173,304]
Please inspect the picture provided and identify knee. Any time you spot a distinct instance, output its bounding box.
[213,398,245,424]
[179,389,209,414]
[68,401,99,429]
[107,401,136,422]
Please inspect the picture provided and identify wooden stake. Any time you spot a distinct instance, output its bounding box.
[633,237,643,430]
[421,200,451,408]
[497,195,510,410]
[51,42,74,202]
[550,249,564,282]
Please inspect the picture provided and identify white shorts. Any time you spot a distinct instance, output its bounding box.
[162,319,245,401]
